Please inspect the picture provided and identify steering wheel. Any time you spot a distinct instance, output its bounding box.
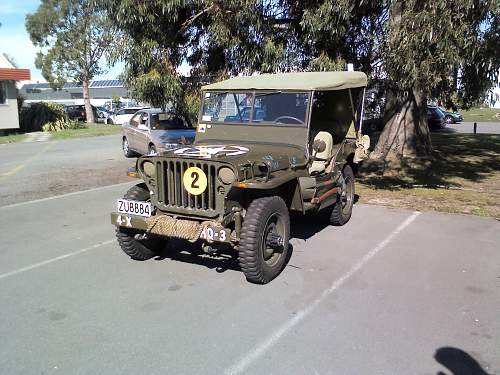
[274,116,303,125]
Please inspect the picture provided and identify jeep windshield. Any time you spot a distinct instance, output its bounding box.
[201,91,309,126]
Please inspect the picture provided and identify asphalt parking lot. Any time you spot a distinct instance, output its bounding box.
[446,121,500,134]
[0,135,133,206]
[0,136,499,375]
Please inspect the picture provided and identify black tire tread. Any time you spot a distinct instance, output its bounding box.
[330,165,355,226]
[239,196,290,284]
[115,184,160,260]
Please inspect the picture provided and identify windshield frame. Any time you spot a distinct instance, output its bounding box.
[199,90,313,128]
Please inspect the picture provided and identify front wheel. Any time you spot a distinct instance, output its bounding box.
[123,137,135,158]
[329,165,355,226]
[115,184,165,260]
[239,196,290,284]
[445,115,454,124]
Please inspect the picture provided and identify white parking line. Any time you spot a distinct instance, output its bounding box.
[0,239,115,280]
[0,181,134,210]
[224,211,421,375]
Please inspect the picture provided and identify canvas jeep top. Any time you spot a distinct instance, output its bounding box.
[112,71,370,284]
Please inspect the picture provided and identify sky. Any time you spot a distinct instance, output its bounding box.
[0,0,123,83]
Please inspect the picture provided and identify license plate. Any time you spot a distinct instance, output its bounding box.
[200,226,230,242]
[117,199,151,217]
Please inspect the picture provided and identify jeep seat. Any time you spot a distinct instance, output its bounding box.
[309,131,333,175]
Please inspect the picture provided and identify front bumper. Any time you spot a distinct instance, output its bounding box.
[111,212,232,244]
[111,212,149,231]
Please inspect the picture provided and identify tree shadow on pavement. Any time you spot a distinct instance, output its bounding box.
[155,239,240,274]
[151,210,340,275]
[359,133,500,188]
[435,347,493,375]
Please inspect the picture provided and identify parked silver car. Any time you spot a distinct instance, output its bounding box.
[122,109,196,157]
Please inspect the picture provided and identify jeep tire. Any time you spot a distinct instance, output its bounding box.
[239,196,290,284]
[329,165,355,226]
[116,184,165,260]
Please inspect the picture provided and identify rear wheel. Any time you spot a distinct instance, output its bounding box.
[329,165,355,226]
[115,184,165,260]
[239,196,290,284]
[445,115,454,124]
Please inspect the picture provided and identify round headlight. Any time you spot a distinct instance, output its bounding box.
[218,167,235,185]
[142,161,156,178]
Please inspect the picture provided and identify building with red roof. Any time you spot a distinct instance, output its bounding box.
[0,54,31,131]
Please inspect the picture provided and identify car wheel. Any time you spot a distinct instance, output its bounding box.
[148,144,157,155]
[122,138,135,158]
[115,184,166,260]
[329,165,355,226]
[445,115,454,124]
[239,196,290,284]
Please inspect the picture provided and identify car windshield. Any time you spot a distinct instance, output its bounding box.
[123,108,140,115]
[201,91,309,126]
[429,107,445,118]
[150,113,191,130]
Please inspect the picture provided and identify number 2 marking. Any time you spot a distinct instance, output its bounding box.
[191,171,200,189]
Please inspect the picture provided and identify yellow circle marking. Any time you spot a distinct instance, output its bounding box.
[183,167,207,195]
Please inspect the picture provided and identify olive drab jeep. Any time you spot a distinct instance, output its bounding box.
[111,71,370,284]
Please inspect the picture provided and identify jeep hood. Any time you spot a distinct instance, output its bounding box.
[165,142,308,171]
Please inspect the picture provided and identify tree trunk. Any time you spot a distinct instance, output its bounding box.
[370,88,432,160]
[82,78,94,124]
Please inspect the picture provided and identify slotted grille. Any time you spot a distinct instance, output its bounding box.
[155,159,218,214]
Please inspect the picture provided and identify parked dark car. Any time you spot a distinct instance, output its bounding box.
[427,106,446,129]
[438,107,463,124]
[65,105,99,122]
[96,106,116,124]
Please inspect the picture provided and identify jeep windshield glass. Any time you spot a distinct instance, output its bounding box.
[201,92,309,125]
[201,92,253,123]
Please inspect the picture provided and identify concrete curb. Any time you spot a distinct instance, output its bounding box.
[23,132,52,142]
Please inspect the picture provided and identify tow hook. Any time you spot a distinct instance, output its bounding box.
[202,244,218,255]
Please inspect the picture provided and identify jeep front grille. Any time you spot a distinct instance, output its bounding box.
[155,160,218,215]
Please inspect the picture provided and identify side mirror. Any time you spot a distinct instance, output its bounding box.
[138,124,148,131]
[312,139,327,153]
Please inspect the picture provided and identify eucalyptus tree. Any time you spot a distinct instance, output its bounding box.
[100,0,499,159]
[98,0,293,120]
[370,0,499,159]
[26,0,120,123]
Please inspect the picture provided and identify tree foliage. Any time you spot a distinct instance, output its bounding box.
[98,0,498,156]
[382,0,499,110]
[26,0,120,122]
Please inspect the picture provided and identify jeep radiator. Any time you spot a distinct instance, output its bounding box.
[156,160,218,213]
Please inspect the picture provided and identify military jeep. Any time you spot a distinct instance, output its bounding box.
[111,71,370,284]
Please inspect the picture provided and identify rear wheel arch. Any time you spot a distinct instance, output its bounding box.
[345,153,359,176]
